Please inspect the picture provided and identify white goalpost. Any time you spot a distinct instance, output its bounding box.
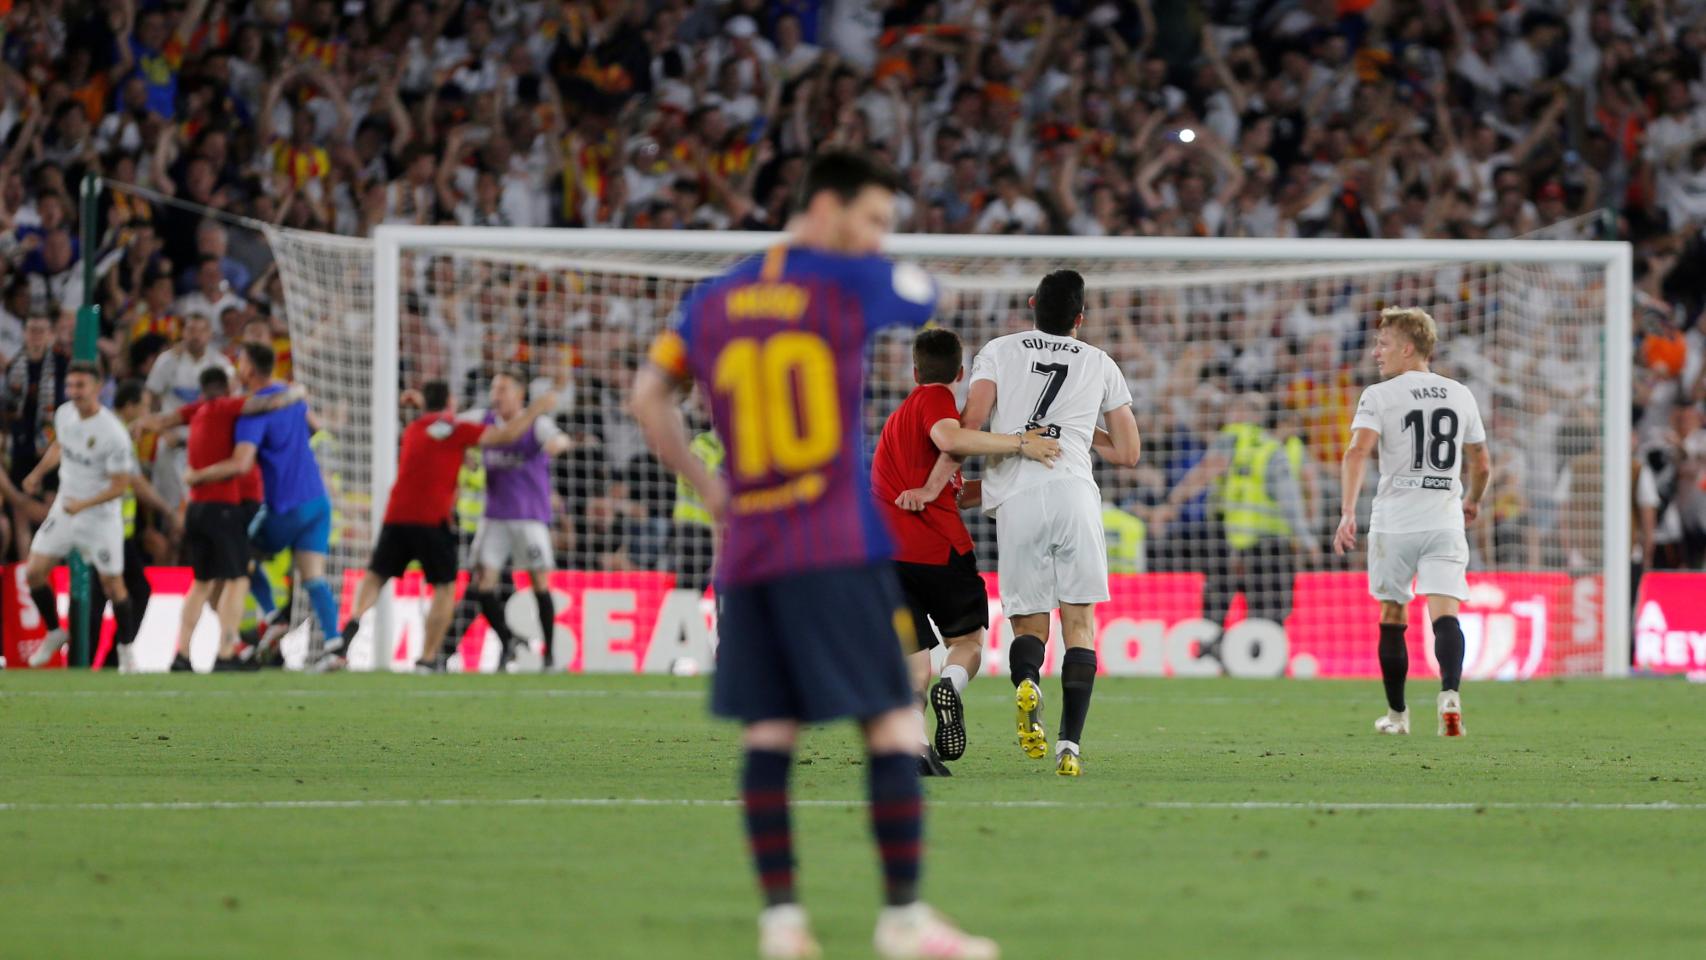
[270,226,1632,677]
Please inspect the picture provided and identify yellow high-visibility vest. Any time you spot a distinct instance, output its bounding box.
[1215,423,1302,550]
[456,456,486,535]
[673,431,725,527]
[1102,505,1146,574]
[310,429,344,547]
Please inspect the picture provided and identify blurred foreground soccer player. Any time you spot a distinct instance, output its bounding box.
[335,381,557,672]
[872,328,1060,775]
[22,362,138,667]
[186,343,341,665]
[1336,307,1491,737]
[630,150,997,960]
[960,271,1143,776]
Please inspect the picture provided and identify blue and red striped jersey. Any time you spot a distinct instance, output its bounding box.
[648,245,937,587]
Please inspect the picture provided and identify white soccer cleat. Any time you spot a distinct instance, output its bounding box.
[28,628,69,667]
[116,643,136,674]
[757,904,822,960]
[1374,709,1410,735]
[874,903,999,960]
[1438,691,1465,737]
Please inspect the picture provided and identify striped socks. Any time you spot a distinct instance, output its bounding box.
[867,752,923,907]
[741,749,796,907]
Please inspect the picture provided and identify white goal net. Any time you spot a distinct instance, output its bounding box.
[267,228,1631,678]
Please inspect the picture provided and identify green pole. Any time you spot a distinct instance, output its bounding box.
[68,175,102,667]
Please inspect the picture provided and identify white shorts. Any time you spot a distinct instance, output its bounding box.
[32,504,125,576]
[1367,529,1469,604]
[992,478,1109,617]
[471,519,554,572]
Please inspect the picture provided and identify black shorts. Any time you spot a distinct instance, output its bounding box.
[895,549,989,649]
[185,501,252,581]
[712,562,914,725]
[370,522,459,584]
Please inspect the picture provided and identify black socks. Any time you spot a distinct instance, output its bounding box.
[534,589,555,663]
[30,585,60,631]
[473,590,513,645]
[1058,647,1097,746]
[111,596,137,648]
[1378,623,1408,713]
[1008,634,1044,688]
[1433,616,1465,692]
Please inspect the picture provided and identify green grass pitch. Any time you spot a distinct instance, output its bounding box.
[3,672,1703,959]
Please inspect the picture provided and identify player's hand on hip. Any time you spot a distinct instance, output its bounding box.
[1020,428,1062,466]
[895,488,931,512]
[1462,499,1482,525]
[63,499,83,516]
[1332,515,1358,556]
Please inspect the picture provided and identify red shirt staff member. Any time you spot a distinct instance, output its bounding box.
[871,327,1059,775]
[135,367,304,671]
[334,380,556,673]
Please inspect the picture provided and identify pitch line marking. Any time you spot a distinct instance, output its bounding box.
[0,689,1327,706]
[2,797,1702,814]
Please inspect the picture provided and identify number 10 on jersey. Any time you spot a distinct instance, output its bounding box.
[712,332,842,479]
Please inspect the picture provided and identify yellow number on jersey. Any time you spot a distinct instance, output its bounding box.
[712,332,841,480]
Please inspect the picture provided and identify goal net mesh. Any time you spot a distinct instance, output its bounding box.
[268,228,1612,678]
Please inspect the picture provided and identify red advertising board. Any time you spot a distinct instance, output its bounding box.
[1632,573,1706,674]
[3,564,1611,678]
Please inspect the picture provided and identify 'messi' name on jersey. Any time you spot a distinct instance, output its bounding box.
[1020,337,1082,353]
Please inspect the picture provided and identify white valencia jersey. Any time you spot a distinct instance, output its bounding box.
[1351,370,1486,535]
[52,403,136,510]
[969,330,1132,512]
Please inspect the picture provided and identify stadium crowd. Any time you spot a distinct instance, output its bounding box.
[0,0,1703,585]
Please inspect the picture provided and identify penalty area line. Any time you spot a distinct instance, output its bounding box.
[1,797,1702,813]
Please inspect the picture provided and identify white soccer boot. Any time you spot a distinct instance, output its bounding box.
[757,904,822,960]
[28,628,69,667]
[874,903,999,960]
[1438,690,1465,737]
[116,643,137,674]
[1374,708,1410,735]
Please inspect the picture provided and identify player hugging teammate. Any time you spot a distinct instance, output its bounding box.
[871,327,1062,776]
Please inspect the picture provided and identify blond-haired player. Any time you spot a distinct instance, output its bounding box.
[1335,308,1492,737]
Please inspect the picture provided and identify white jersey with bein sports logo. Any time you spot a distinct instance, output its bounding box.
[968,329,1132,513]
[1351,370,1486,535]
[52,402,136,511]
